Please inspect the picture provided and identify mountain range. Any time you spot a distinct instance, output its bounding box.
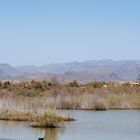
[0,60,140,82]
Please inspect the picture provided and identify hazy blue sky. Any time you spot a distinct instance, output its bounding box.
[0,0,140,66]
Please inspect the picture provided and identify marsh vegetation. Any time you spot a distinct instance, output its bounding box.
[0,80,140,111]
[0,79,140,127]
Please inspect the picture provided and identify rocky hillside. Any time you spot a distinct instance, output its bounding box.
[1,60,140,82]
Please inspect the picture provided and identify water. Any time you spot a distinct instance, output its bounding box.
[0,110,140,140]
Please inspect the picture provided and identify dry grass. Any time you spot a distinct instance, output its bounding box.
[0,80,140,112]
[0,110,74,128]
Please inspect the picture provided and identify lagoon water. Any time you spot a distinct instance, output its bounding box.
[0,110,140,140]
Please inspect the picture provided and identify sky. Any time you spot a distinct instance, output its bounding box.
[0,0,140,66]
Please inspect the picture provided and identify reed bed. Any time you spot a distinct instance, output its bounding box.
[0,80,140,113]
[0,110,73,128]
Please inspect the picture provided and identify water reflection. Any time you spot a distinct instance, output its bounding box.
[44,128,65,140]
[0,120,65,140]
[0,110,140,140]
[0,121,44,140]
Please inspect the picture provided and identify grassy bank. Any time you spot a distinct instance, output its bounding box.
[0,80,140,111]
[0,110,74,128]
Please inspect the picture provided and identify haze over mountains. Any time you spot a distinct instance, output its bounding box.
[0,60,140,82]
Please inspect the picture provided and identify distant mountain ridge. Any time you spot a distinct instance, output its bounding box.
[0,64,21,80]
[0,60,140,82]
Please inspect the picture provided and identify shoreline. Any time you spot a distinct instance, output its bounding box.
[56,108,140,111]
[0,80,140,125]
[0,111,75,128]
[0,109,139,128]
